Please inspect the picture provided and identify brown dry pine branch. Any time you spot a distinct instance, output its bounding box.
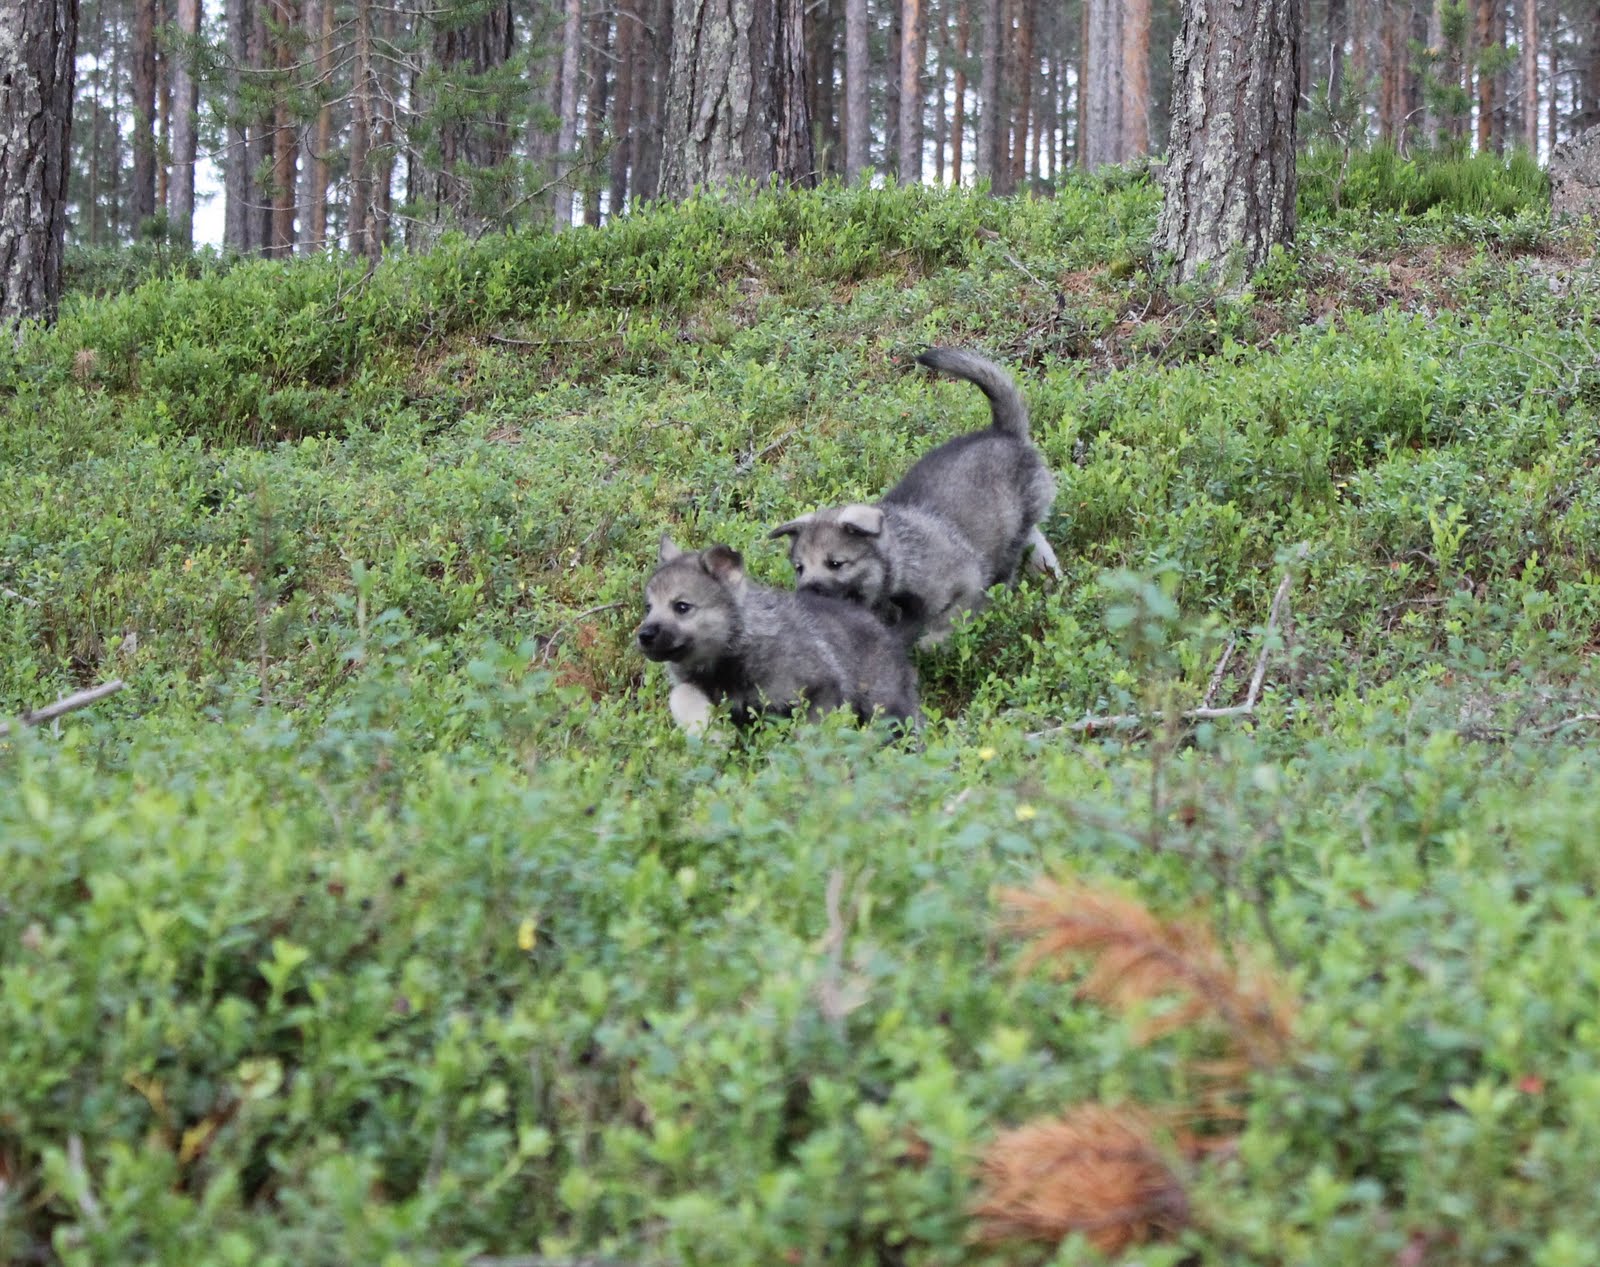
[998,877,1295,1070]
[972,1104,1190,1253]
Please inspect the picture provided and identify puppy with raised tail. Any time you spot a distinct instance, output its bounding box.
[636,536,920,734]
[768,347,1059,646]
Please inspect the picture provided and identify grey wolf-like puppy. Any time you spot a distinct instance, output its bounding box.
[636,536,920,734]
[768,347,1059,646]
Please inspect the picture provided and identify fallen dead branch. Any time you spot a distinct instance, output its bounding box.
[1,586,39,607]
[0,680,126,739]
[1029,566,1295,740]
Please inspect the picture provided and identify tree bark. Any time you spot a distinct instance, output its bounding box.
[1157,0,1299,284]
[167,0,201,245]
[1521,0,1536,150]
[1084,0,1149,167]
[932,8,947,182]
[657,0,814,197]
[270,0,300,255]
[249,0,272,248]
[1327,0,1346,114]
[610,8,638,213]
[308,0,333,249]
[348,0,374,254]
[1475,0,1502,152]
[899,0,924,180]
[976,0,1002,180]
[553,0,581,226]
[844,0,868,175]
[951,0,968,182]
[131,0,158,228]
[0,0,79,326]
[631,0,671,199]
[157,21,170,215]
[224,0,252,250]
[584,9,610,224]
[1010,0,1033,188]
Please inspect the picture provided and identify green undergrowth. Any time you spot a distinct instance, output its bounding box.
[5,157,1600,1264]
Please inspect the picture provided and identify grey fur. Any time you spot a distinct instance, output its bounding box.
[636,536,920,730]
[769,347,1058,644]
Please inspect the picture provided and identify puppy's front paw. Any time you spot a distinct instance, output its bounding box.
[668,682,714,736]
[1024,526,1062,579]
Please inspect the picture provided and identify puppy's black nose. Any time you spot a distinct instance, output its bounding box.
[637,623,660,648]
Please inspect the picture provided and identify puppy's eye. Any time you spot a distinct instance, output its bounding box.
[793,563,805,575]
[825,558,845,571]
[672,601,693,615]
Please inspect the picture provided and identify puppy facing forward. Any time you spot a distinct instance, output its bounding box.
[769,346,1059,646]
[636,536,920,735]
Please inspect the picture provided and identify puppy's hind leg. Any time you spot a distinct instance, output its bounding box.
[1023,525,1062,580]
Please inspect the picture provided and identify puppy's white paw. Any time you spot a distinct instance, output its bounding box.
[668,682,714,736]
[1024,526,1062,579]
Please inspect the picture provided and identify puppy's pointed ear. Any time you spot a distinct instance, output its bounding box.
[658,533,687,563]
[838,504,884,537]
[767,513,814,540]
[700,544,746,585]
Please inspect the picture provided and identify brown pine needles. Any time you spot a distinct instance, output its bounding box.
[998,877,1296,1071]
[972,1105,1190,1253]
[972,877,1300,1255]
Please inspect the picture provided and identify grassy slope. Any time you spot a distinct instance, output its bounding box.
[3,168,1600,1264]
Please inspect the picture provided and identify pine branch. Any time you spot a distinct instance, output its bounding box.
[0,680,126,739]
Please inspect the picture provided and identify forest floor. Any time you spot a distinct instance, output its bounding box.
[4,157,1600,1264]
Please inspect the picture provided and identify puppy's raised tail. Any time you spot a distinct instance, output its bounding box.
[917,346,1030,440]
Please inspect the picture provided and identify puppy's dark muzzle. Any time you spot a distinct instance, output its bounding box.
[636,622,685,662]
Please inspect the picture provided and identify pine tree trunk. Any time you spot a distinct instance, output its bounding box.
[976,0,1001,179]
[1084,0,1119,168]
[0,0,79,326]
[899,0,924,180]
[1076,0,1087,163]
[657,0,814,197]
[309,0,333,249]
[110,0,125,237]
[933,9,947,182]
[249,1,272,248]
[157,26,170,216]
[814,0,841,174]
[951,0,968,182]
[630,0,670,199]
[554,0,581,226]
[168,0,200,245]
[844,0,868,176]
[1476,0,1502,152]
[224,0,252,250]
[1406,0,1426,145]
[349,0,373,253]
[1121,0,1149,157]
[271,0,300,255]
[584,11,610,224]
[1327,0,1345,114]
[1521,0,1537,150]
[610,10,637,213]
[886,0,902,174]
[131,0,158,227]
[372,0,395,249]
[1157,0,1299,284]
[1010,0,1033,188]
[1379,0,1401,142]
